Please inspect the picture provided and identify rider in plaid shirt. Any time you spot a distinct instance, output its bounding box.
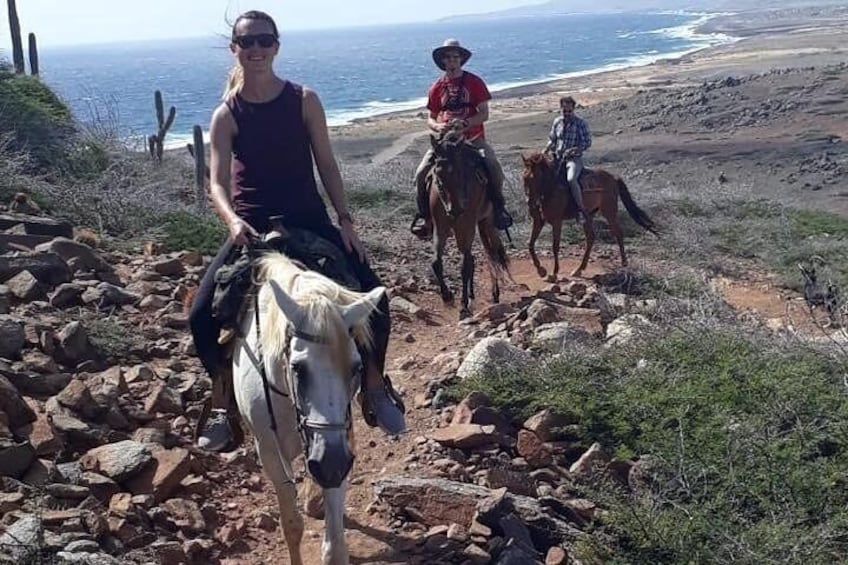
[544,96,592,224]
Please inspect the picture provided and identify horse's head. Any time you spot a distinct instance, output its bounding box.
[259,257,385,489]
[521,151,554,200]
[428,131,469,218]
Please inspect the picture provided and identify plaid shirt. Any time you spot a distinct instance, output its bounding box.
[547,115,592,157]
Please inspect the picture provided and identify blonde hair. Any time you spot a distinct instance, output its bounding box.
[223,10,280,101]
[223,65,244,100]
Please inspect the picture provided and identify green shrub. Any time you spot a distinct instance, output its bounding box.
[451,327,848,563]
[0,73,73,169]
[85,317,144,361]
[162,211,226,255]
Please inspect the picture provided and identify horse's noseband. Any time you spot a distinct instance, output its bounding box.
[282,325,355,453]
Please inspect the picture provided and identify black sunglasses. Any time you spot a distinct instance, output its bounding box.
[233,33,278,49]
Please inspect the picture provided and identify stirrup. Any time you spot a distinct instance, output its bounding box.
[495,209,513,231]
[359,374,406,428]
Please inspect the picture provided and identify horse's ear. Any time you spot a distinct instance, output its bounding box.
[268,280,305,328]
[341,287,386,328]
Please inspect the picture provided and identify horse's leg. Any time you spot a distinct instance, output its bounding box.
[321,484,349,565]
[460,251,474,319]
[550,219,563,282]
[303,477,324,519]
[608,214,628,267]
[234,345,304,565]
[572,216,595,278]
[252,436,303,565]
[478,219,502,305]
[527,209,547,278]
[468,252,476,302]
[431,223,453,303]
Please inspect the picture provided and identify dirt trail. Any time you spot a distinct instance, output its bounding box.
[206,246,823,565]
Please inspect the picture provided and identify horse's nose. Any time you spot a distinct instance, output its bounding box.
[306,435,354,489]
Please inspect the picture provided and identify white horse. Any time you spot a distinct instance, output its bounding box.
[232,252,385,565]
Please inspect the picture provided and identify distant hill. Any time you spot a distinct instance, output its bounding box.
[445,0,848,21]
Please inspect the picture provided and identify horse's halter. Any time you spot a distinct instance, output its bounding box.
[282,324,360,452]
[430,135,469,218]
[249,294,359,459]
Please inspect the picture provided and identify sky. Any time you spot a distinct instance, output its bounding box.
[1,0,546,47]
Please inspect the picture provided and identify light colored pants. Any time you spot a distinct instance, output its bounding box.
[565,157,585,212]
[414,138,505,199]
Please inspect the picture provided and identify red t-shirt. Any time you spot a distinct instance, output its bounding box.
[427,71,491,141]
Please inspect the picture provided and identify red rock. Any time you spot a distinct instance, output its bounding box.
[125,448,191,502]
[516,430,552,468]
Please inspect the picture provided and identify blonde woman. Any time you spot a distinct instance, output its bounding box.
[189,10,405,451]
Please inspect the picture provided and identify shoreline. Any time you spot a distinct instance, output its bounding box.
[162,10,737,148]
[332,11,738,130]
[328,4,848,157]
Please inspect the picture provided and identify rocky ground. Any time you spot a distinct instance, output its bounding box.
[0,207,843,564]
[2,7,848,565]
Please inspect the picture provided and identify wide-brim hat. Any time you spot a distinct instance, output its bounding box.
[432,38,472,71]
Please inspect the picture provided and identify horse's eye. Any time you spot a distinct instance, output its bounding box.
[291,361,307,376]
[351,362,364,377]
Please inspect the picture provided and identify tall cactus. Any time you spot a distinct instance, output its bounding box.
[27,32,38,75]
[187,125,209,210]
[7,0,24,74]
[148,90,176,163]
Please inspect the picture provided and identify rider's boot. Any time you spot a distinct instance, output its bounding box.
[410,179,433,240]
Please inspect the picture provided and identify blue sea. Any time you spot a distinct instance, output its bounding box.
[39,12,733,147]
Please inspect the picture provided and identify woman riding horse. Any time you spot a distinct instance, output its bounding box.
[188,10,405,448]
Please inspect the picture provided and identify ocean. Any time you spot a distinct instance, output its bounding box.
[39,11,733,148]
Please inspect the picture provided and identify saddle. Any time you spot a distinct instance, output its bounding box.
[211,226,362,342]
[195,225,364,449]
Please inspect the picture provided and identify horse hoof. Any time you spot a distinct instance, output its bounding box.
[537,267,548,278]
[441,291,454,304]
[459,309,472,320]
[570,269,584,278]
[545,274,557,284]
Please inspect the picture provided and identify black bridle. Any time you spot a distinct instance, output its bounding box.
[247,291,355,459]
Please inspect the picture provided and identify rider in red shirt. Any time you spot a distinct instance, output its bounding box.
[411,39,512,239]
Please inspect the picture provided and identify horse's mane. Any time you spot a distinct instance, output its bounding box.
[523,151,556,200]
[256,253,375,371]
[524,151,550,168]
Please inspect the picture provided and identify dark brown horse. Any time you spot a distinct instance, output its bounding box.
[521,151,658,279]
[427,131,511,319]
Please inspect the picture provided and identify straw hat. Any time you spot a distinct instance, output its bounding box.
[432,38,472,71]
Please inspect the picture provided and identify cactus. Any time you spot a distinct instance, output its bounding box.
[27,32,38,75]
[149,90,176,163]
[187,125,209,210]
[7,0,24,74]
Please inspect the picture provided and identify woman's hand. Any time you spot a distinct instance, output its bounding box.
[339,217,367,263]
[228,217,258,246]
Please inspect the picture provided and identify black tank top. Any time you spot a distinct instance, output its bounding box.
[226,81,330,233]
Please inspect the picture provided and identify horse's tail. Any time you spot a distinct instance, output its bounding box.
[479,222,512,282]
[617,179,659,235]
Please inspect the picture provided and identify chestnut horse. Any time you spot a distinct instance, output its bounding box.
[427,131,511,319]
[521,151,658,279]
